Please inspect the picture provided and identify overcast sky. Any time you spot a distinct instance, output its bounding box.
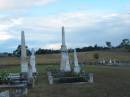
[0,0,130,52]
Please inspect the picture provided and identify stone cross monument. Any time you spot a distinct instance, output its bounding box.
[60,26,71,72]
[30,48,37,74]
[74,49,80,73]
[21,31,28,73]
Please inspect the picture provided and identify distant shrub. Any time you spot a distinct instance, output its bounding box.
[93,53,99,60]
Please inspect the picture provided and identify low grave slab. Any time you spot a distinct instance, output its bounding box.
[47,70,93,84]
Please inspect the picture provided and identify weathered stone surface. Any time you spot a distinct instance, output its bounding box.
[74,49,80,74]
[60,27,71,72]
[30,48,37,73]
[21,31,28,73]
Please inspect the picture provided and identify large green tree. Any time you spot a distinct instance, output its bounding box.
[119,39,130,51]
[13,45,31,57]
[106,41,112,48]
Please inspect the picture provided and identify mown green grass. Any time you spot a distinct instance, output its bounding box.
[0,65,20,73]
[0,65,130,97]
[30,65,130,97]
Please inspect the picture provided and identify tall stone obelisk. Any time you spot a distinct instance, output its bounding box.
[30,48,37,74]
[60,26,71,72]
[73,49,80,73]
[21,31,28,73]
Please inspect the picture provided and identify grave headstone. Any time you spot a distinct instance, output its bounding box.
[102,59,106,64]
[109,59,112,65]
[89,73,94,83]
[113,59,116,64]
[47,72,53,85]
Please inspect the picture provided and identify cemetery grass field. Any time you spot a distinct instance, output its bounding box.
[0,65,130,97]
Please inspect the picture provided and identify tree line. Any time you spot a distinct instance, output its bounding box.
[11,38,130,57]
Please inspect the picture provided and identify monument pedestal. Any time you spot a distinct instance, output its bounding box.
[20,72,28,80]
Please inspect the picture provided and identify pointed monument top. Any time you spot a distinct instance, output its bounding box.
[21,31,25,45]
[21,30,24,36]
[31,48,35,56]
[21,30,26,57]
[62,26,65,46]
[74,49,76,53]
[21,30,24,33]
[74,49,78,66]
[62,26,64,31]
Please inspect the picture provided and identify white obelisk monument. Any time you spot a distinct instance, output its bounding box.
[60,26,71,72]
[27,62,34,87]
[30,48,37,74]
[73,49,80,73]
[28,63,33,79]
[21,31,28,73]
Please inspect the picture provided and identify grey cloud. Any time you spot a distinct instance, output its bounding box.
[0,12,130,52]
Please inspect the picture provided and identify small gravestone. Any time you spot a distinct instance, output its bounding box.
[47,72,53,85]
[89,73,94,83]
[109,59,112,64]
[102,59,106,64]
[113,59,116,65]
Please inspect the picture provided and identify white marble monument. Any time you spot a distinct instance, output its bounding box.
[73,49,80,73]
[60,26,71,72]
[30,48,37,74]
[28,63,33,80]
[21,31,28,73]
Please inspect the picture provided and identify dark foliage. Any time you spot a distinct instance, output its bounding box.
[3,38,129,56]
[36,48,60,55]
[13,45,31,57]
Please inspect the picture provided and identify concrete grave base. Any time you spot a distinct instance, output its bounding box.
[47,70,94,84]
[0,84,27,97]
